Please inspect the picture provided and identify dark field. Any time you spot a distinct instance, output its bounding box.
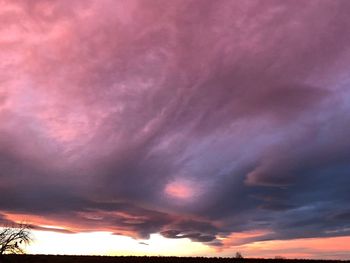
[1,255,348,263]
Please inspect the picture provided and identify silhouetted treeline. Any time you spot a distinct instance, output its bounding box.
[2,255,347,263]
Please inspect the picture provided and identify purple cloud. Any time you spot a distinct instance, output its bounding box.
[1,0,350,249]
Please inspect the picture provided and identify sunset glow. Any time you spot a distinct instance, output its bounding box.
[1,0,350,260]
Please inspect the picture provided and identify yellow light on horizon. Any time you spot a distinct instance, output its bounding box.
[26,230,212,257]
[21,229,350,260]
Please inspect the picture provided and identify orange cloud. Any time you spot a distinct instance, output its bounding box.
[219,234,350,260]
[219,229,272,247]
[165,181,193,199]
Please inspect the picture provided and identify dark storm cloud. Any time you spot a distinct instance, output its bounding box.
[1,0,350,248]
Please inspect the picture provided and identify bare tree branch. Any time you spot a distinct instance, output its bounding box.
[0,223,32,255]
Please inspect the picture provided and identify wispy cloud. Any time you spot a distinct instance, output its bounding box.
[1,0,350,258]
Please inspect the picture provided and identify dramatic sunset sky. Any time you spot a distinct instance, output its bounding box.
[1,0,350,259]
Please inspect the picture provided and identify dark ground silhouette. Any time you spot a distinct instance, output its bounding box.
[1,255,348,263]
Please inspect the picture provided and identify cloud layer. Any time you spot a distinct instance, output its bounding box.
[1,0,350,252]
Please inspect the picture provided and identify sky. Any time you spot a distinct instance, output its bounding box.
[1,0,350,260]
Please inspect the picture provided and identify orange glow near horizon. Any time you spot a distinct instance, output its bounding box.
[3,212,144,238]
[4,212,350,260]
[23,230,350,260]
[218,235,350,260]
[4,212,83,233]
[219,230,272,247]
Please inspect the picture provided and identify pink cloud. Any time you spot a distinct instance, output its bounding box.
[1,0,350,258]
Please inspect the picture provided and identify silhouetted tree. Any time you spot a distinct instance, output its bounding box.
[0,224,32,256]
[275,255,286,259]
[235,252,243,258]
